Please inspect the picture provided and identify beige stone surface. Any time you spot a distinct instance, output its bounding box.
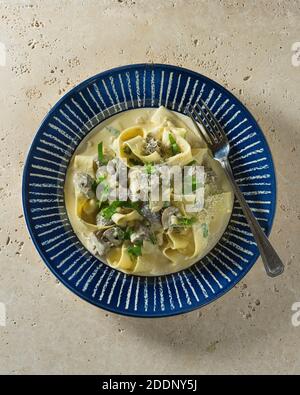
[0,0,300,375]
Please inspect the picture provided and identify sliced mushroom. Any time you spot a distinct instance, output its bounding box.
[140,203,161,224]
[130,225,150,244]
[102,226,124,246]
[73,172,95,199]
[161,206,180,230]
[90,232,110,257]
[144,135,161,155]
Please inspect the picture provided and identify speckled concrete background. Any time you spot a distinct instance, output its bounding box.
[0,0,299,375]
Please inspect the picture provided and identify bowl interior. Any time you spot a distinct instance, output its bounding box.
[23,64,276,317]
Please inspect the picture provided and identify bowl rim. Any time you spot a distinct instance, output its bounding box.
[22,63,277,317]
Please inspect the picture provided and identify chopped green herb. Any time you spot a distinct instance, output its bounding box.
[122,200,140,211]
[168,133,176,145]
[127,243,142,258]
[145,163,154,174]
[171,143,180,155]
[97,199,109,210]
[184,171,203,192]
[127,201,141,214]
[169,133,180,155]
[97,142,110,165]
[98,142,104,163]
[100,200,140,220]
[177,216,197,227]
[124,227,134,240]
[100,201,121,220]
[97,175,106,183]
[92,180,97,192]
[191,175,198,192]
[201,223,209,238]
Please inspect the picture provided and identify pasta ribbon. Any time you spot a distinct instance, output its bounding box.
[111,209,143,227]
[64,106,234,276]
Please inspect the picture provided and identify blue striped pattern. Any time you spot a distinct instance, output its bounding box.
[22,64,276,317]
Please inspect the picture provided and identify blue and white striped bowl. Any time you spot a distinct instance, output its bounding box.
[22,64,276,317]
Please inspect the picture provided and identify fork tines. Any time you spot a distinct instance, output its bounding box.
[185,99,225,146]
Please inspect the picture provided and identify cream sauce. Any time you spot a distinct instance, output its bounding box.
[64,108,233,275]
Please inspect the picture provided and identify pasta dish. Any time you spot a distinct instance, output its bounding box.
[64,106,233,275]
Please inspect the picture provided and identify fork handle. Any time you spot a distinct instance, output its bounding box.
[221,159,284,277]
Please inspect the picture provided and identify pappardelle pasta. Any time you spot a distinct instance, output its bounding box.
[64,106,233,275]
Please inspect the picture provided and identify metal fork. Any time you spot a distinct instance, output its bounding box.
[186,100,284,277]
